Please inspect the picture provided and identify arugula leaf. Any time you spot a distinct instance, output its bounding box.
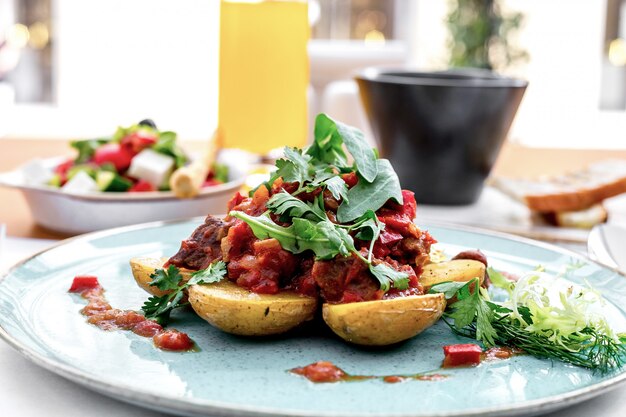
[310,114,378,182]
[308,114,348,167]
[337,159,403,223]
[141,261,227,325]
[315,220,356,258]
[324,175,348,202]
[148,264,183,291]
[70,138,109,163]
[351,210,383,241]
[369,263,409,292]
[152,131,188,168]
[266,191,325,222]
[229,211,350,260]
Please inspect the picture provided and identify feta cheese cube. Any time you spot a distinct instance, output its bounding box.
[21,159,55,185]
[61,171,98,193]
[127,149,175,187]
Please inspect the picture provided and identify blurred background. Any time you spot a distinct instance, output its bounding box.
[1,0,625,148]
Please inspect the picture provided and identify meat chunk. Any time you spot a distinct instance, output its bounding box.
[312,256,380,303]
[166,215,231,270]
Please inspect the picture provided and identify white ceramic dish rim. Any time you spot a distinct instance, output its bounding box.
[0,156,246,202]
[1,218,626,417]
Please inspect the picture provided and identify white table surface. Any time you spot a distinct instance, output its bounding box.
[1,220,626,417]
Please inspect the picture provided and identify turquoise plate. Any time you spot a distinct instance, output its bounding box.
[1,219,626,417]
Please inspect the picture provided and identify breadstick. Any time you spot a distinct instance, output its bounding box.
[170,130,219,198]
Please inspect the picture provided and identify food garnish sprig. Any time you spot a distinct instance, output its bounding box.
[142,261,227,325]
[430,268,626,373]
[229,114,410,293]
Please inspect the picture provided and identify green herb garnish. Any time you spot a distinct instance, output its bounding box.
[429,273,626,373]
[141,261,227,325]
[232,113,410,293]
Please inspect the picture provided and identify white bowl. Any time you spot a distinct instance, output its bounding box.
[0,157,245,234]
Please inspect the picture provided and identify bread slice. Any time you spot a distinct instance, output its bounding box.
[490,159,626,212]
[534,203,608,229]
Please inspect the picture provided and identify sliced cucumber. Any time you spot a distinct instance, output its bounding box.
[96,170,133,192]
[67,164,97,181]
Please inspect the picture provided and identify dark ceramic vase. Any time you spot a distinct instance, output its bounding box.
[356,68,528,205]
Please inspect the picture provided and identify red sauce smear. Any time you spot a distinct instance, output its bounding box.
[290,361,447,384]
[68,275,195,352]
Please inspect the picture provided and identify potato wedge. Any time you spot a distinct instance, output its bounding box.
[189,281,318,336]
[130,257,191,297]
[322,293,446,346]
[420,259,485,290]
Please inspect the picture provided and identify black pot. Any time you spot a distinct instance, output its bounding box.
[356,68,527,205]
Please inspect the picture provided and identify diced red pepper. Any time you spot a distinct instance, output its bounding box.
[400,190,417,219]
[129,180,155,192]
[69,275,100,293]
[227,192,246,212]
[442,344,483,367]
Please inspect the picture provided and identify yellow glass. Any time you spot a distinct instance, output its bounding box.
[218,0,309,154]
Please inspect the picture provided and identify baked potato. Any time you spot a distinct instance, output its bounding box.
[421,259,486,289]
[130,257,484,343]
[130,257,317,335]
[322,293,446,346]
[188,281,317,336]
[321,259,485,346]
[130,257,190,297]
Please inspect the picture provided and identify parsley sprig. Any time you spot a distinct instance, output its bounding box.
[429,274,626,373]
[141,261,227,325]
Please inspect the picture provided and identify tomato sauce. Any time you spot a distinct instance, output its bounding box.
[69,276,195,352]
[290,361,447,384]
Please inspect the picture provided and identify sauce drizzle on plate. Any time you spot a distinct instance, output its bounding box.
[290,361,448,384]
[69,276,195,352]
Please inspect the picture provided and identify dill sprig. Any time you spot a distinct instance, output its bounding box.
[446,317,626,373]
[430,274,626,374]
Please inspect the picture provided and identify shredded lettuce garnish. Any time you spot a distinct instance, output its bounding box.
[430,268,626,373]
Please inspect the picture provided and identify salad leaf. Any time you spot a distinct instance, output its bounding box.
[308,114,348,167]
[351,210,383,242]
[229,211,352,260]
[266,191,325,222]
[212,163,229,183]
[337,159,403,223]
[152,131,188,168]
[430,273,626,373]
[312,114,378,182]
[324,175,349,202]
[369,263,409,292]
[142,261,226,325]
[70,138,109,164]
